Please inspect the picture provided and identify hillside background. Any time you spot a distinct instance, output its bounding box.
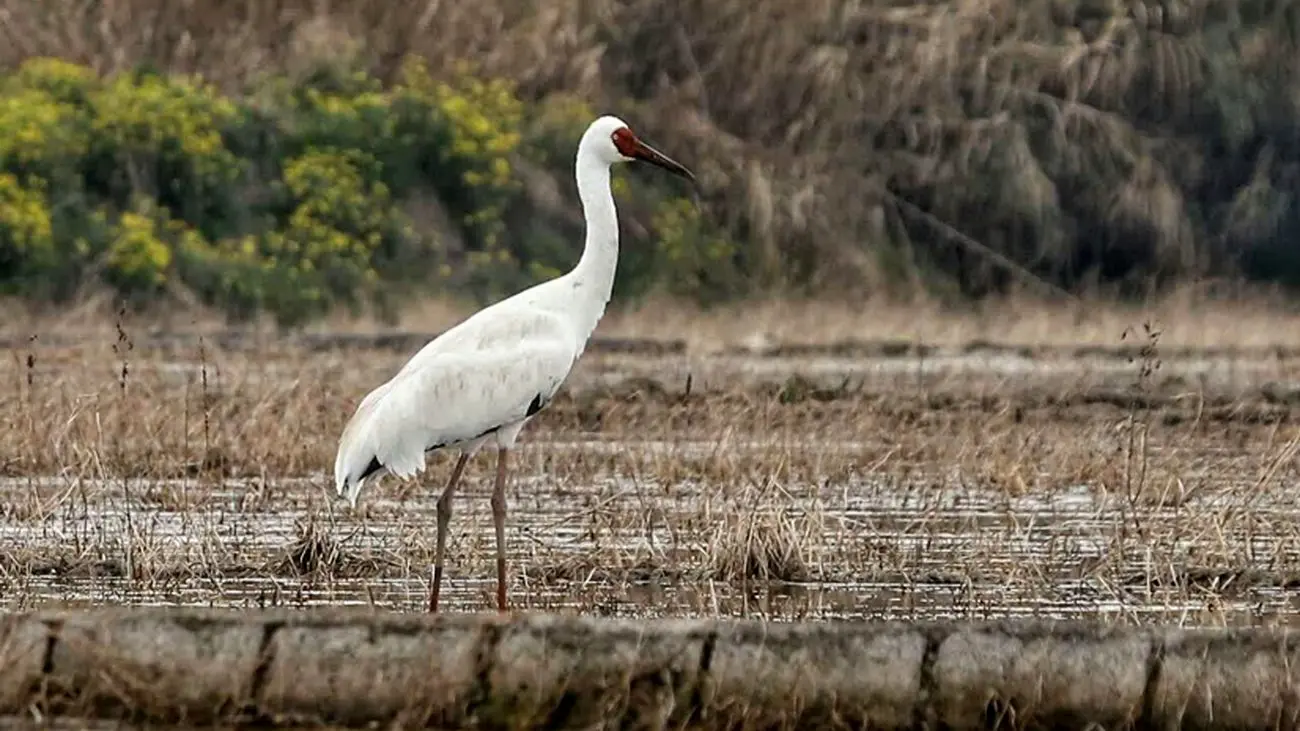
[1,0,1298,327]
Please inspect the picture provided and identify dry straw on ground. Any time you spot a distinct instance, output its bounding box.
[2,297,1300,624]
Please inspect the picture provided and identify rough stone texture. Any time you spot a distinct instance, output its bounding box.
[482,615,709,729]
[259,612,491,726]
[1151,627,1300,731]
[43,610,264,722]
[0,615,47,711]
[0,607,1299,730]
[930,621,1151,730]
[704,621,925,729]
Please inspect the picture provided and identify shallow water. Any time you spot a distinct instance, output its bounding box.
[1,437,1296,627]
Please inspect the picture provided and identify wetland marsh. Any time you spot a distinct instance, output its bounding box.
[4,305,1300,627]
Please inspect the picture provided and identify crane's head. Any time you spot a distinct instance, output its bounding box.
[583,115,695,183]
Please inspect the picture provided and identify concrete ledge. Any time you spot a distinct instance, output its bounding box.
[0,607,1297,729]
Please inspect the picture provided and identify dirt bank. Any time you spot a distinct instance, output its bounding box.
[1,607,1297,730]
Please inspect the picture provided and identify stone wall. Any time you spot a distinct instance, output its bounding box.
[1,607,1297,729]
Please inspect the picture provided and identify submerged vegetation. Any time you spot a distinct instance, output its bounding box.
[1,0,1299,323]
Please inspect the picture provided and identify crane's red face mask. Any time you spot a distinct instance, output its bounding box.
[611,127,695,183]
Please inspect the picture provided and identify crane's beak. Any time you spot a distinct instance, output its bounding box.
[632,139,696,184]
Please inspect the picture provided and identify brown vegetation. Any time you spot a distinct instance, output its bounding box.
[2,0,1298,299]
[2,302,1299,624]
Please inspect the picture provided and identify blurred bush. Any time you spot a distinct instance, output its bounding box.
[0,173,57,293]
[2,0,1300,319]
[0,55,709,324]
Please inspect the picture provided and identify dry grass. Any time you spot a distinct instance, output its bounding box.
[489,285,1300,353]
[0,0,1292,295]
[2,0,1298,627]
[2,298,1300,625]
[11,284,1300,354]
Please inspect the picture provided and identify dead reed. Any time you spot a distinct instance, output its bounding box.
[1,299,1299,623]
[1,0,1292,296]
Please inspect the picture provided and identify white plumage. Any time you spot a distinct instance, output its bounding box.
[332,114,695,613]
[333,308,573,504]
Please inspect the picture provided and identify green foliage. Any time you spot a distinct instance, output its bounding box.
[10,4,1300,307]
[257,149,405,325]
[84,70,245,227]
[7,58,97,104]
[649,198,742,303]
[105,206,173,293]
[0,173,55,283]
[0,89,87,184]
[173,231,266,322]
[521,93,595,167]
[394,58,523,255]
[0,55,737,324]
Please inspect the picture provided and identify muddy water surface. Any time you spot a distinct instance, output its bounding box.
[2,437,1297,627]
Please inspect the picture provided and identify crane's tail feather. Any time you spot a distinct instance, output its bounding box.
[334,411,383,508]
[334,414,428,509]
[334,381,395,508]
[334,455,382,508]
[335,449,427,508]
[334,366,457,508]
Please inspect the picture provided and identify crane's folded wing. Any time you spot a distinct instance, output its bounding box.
[353,340,576,481]
[391,306,573,381]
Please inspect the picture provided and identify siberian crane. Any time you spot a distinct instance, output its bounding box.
[333,115,696,612]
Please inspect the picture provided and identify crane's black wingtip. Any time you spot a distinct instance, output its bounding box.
[527,393,545,417]
[358,456,383,482]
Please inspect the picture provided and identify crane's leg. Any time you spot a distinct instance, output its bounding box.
[490,447,510,612]
[429,452,470,613]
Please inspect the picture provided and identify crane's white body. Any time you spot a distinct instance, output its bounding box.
[334,116,631,507]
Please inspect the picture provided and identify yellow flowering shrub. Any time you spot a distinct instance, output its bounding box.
[91,73,236,164]
[521,91,637,198]
[8,57,98,104]
[394,58,522,248]
[105,208,172,291]
[523,93,595,167]
[0,89,87,180]
[302,86,392,148]
[0,172,108,300]
[0,173,55,275]
[86,71,244,214]
[239,148,409,324]
[173,227,269,322]
[271,150,386,284]
[262,69,393,160]
[0,56,739,319]
[280,149,389,240]
[650,197,741,302]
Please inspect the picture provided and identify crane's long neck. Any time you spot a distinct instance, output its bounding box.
[567,149,619,340]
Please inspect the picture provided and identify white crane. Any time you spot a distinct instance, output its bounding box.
[333,115,695,613]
